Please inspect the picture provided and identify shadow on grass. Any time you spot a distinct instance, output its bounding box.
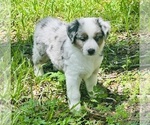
[102,33,139,73]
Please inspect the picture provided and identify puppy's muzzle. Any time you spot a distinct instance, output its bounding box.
[88,48,95,55]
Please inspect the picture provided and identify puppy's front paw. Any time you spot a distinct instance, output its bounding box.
[88,91,96,98]
[34,65,44,76]
[69,103,81,112]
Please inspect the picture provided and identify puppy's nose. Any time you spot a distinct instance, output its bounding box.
[88,49,95,55]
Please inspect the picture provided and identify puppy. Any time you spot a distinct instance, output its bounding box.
[32,17,110,111]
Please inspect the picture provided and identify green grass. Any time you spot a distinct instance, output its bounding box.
[11,0,140,124]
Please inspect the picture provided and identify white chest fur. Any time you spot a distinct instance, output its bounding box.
[63,40,103,80]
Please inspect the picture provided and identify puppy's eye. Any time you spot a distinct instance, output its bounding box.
[94,33,103,41]
[77,34,88,41]
[79,37,88,41]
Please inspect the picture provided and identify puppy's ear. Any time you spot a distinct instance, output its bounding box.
[97,18,111,38]
[67,20,79,43]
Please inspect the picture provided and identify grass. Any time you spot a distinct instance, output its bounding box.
[10,0,140,124]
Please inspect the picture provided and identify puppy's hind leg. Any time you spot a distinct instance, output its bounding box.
[32,43,49,76]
